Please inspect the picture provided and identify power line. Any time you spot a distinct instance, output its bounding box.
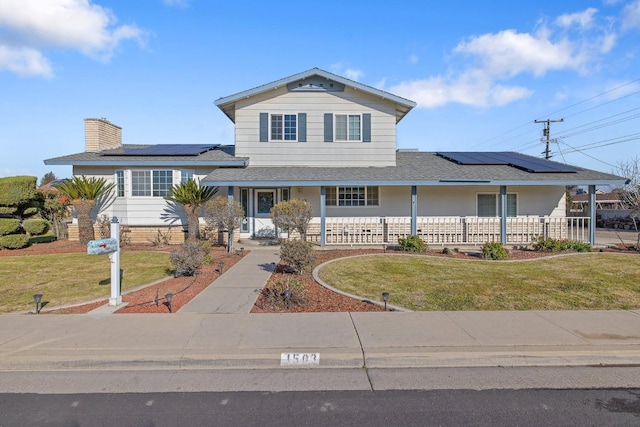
[534,118,563,159]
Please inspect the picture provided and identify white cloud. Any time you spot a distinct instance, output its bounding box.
[454,29,583,78]
[409,54,419,64]
[556,8,598,29]
[344,68,364,81]
[0,0,145,77]
[621,0,640,30]
[388,7,619,109]
[0,46,52,77]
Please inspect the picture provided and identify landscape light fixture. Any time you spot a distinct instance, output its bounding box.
[382,292,390,311]
[165,293,174,313]
[284,289,292,309]
[240,247,245,257]
[33,293,43,314]
[218,261,225,274]
[271,262,277,272]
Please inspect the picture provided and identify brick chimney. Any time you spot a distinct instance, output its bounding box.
[84,118,122,152]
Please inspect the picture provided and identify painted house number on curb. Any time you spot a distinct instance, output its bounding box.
[280,352,320,366]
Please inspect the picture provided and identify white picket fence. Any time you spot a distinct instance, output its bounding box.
[305,216,589,246]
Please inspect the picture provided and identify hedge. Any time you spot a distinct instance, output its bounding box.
[23,219,50,236]
[0,233,30,249]
[0,218,21,236]
[0,176,37,206]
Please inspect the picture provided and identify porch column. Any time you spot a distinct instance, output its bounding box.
[411,186,417,235]
[320,186,326,247]
[499,186,507,246]
[588,184,596,245]
[227,186,234,200]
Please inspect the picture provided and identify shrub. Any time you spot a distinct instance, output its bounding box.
[280,239,316,274]
[149,227,172,246]
[169,242,209,276]
[97,215,111,239]
[0,218,21,236]
[23,219,50,236]
[482,242,508,260]
[398,235,427,253]
[0,233,30,249]
[262,276,306,309]
[532,237,592,253]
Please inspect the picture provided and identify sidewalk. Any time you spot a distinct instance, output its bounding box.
[0,310,639,371]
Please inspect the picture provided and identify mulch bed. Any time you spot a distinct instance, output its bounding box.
[4,239,637,314]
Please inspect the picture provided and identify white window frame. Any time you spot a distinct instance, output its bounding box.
[325,186,379,207]
[335,113,362,142]
[131,169,174,197]
[270,113,297,142]
[476,192,518,217]
[115,170,125,197]
[180,169,194,184]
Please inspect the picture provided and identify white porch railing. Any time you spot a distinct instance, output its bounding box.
[306,216,590,246]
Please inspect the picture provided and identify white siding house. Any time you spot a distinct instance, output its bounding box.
[45,68,627,246]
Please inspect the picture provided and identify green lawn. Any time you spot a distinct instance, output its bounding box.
[318,253,640,311]
[0,252,171,313]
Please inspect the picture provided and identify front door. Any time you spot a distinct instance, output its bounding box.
[254,189,276,237]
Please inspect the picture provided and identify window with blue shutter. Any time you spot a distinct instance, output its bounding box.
[324,113,333,142]
[259,113,268,142]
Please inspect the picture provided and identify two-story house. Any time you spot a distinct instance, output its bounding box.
[45,68,626,246]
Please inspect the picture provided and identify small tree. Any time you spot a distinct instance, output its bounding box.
[38,187,71,239]
[165,179,218,242]
[280,239,316,274]
[614,158,640,249]
[270,199,313,241]
[39,171,57,187]
[55,176,115,245]
[204,196,245,253]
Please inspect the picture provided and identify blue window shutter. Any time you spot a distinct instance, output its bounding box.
[363,113,371,142]
[324,113,333,142]
[298,113,307,142]
[259,113,268,142]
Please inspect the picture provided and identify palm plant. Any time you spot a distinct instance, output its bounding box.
[55,176,115,245]
[165,179,218,242]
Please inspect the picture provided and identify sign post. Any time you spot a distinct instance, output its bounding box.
[87,217,121,306]
[108,217,121,306]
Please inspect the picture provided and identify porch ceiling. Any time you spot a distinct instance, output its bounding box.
[201,152,626,187]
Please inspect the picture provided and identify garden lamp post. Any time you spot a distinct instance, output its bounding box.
[33,293,43,314]
[382,292,389,311]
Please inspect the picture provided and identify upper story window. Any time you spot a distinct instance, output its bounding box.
[131,170,173,197]
[115,170,124,197]
[477,193,517,217]
[325,186,379,207]
[260,112,306,142]
[271,114,297,141]
[324,113,371,143]
[335,114,361,141]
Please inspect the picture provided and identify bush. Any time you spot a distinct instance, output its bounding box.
[0,233,30,249]
[262,276,306,309]
[23,219,50,236]
[280,239,316,274]
[169,242,209,276]
[532,237,592,253]
[0,218,20,236]
[398,235,427,253]
[482,242,508,260]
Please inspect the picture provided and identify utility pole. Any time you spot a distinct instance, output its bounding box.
[534,118,564,159]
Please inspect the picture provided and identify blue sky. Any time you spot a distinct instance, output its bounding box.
[1,0,639,182]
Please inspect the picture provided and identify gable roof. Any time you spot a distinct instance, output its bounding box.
[214,68,417,124]
[201,151,627,187]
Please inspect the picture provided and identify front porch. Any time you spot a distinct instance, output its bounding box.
[304,216,590,246]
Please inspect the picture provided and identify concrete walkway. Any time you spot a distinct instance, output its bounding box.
[179,247,280,314]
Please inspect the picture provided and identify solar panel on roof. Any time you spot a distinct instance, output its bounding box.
[436,152,580,173]
[102,144,219,156]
